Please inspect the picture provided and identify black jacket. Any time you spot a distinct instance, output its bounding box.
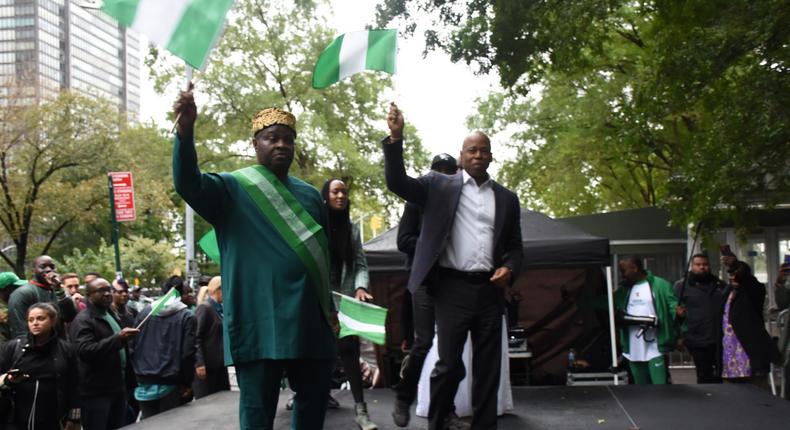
[397,201,421,268]
[0,334,79,423]
[716,263,781,374]
[383,138,523,293]
[69,302,134,397]
[130,301,196,386]
[194,300,224,369]
[673,273,726,348]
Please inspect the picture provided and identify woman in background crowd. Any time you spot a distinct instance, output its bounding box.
[0,303,79,429]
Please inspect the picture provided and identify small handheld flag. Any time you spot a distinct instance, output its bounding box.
[313,29,397,89]
[335,292,388,345]
[136,287,180,329]
[101,0,235,70]
[199,229,220,264]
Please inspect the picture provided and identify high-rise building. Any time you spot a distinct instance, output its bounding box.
[0,0,140,117]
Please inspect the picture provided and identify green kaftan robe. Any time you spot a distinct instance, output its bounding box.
[173,133,336,365]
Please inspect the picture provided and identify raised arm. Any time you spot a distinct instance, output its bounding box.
[172,85,226,225]
[383,103,427,206]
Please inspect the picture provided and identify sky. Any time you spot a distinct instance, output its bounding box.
[139,0,502,167]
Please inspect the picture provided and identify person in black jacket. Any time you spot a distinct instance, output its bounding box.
[130,276,196,419]
[0,303,79,430]
[674,253,726,383]
[70,278,139,430]
[192,276,229,399]
[718,259,780,387]
[394,154,459,426]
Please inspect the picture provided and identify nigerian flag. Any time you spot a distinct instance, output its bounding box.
[336,293,388,345]
[101,0,235,69]
[149,287,180,317]
[312,29,397,89]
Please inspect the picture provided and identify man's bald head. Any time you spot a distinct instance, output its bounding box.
[86,278,110,295]
[86,278,113,309]
[459,131,493,183]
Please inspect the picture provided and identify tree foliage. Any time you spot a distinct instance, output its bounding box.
[148,0,429,250]
[0,83,179,276]
[379,0,790,230]
[61,235,180,289]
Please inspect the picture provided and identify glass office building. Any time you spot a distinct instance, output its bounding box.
[0,0,140,117]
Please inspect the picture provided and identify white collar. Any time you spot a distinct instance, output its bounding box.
[462,169,492,187]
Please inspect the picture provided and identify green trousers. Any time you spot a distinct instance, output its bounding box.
[235,358,334,430]
[629,355,668,384]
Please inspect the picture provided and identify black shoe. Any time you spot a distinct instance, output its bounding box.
[327,393,340,409]
[444,412,470,430]
[391,399,410,427]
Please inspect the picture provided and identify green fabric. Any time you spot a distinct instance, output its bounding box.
[134,384,177,401]
[628,355,668,384]
[7,283,57,338]
[337,293,387,345]
[166,0,235,69]
[230,165,331,324]
[312,34,343,89]
[332,222,370,308]
[614,272,679,354]
[198,229,221,264]
[0,299,9,348]
[172,133,335,365]
[101,310,126,375]
[235,359,333,430]
[365,29,397,73]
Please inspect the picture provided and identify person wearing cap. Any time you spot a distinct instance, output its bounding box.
[8,255,77,339]
[0,271,27,347]
[172,87,335,429]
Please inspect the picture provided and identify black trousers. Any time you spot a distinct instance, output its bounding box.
[394,284,435,405]
[687,343,721,384]
[81,392,127,430]
[193,367,231,399]
[139,387,184,419]
[429,269,503,430]
[337,336,365,403]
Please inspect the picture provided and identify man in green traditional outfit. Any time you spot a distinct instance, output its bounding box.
[172,87,336,430]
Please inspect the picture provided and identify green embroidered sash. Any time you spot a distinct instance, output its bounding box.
[230,165,331,323]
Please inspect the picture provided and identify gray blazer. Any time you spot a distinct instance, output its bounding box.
[383,138,523,293]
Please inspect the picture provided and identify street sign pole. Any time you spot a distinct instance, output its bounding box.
[183,66,199,282]
[107,175,122,278]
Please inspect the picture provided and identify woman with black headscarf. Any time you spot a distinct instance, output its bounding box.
[321,178,377,430]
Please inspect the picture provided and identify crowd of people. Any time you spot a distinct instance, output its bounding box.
[0,261,231,429]
[2,86,788,430]
[614,251,788,391]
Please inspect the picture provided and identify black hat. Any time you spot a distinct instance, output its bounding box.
[430,153,457,171]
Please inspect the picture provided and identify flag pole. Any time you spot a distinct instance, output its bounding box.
[182,66,199,285]
[135,309,155,330]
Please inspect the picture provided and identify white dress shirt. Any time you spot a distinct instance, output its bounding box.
[439,170,496,272]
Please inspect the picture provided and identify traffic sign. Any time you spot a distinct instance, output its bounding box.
[109,172,136,222]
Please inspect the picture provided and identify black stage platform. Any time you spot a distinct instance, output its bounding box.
[125,384,790,429]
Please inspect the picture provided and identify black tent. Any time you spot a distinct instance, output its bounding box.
[364,209,610,271]
[363,210,613,385]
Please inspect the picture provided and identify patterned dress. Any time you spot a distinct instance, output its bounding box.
[721,291,752,378]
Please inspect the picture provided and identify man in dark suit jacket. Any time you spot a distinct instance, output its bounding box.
[384,103,523,430]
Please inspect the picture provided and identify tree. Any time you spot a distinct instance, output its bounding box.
[0,89,121,276]
[148,0,429,255]
[60,236,181,289]
[380,0,790,230]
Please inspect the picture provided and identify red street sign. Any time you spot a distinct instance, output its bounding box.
[109,172,136,222]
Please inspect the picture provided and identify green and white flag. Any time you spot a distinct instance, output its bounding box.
[101,0,235,69]
[312,29,397,89]
[336,292,388,345]
[149,287,180,317]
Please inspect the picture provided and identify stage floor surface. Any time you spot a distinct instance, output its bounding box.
[125,384,790,429]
